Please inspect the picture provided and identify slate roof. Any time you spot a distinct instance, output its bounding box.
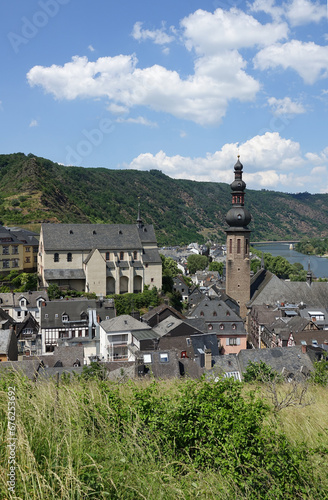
[40,298,115,328]
[7,227,39,246]
[0,360,42,380]
[152,316,204,337]
[249,270,328,309]
[141,303,185,323]
[41,223,158,251]
[237,346,314,379]
[100,315,151,333]
[186,295,245,335]
[191,333,220,357]
[44,269,86,280]
[0,291,49,308]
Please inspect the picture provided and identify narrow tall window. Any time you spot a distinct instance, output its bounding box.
[120,251,124,260]
[67,252,72,262]
[245,239,249,255]
[106,252,110,261]
[229,239,232,254]
[54,253,59,262]
[237,239,241,254]
[133,251,137,260]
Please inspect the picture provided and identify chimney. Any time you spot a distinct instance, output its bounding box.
[204,349,212,370]
[301,344,307,354]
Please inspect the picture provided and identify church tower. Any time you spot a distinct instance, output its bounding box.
[225,157,252,319]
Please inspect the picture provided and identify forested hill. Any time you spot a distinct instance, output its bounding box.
[1,152,328,246]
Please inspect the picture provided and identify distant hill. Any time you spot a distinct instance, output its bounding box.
[1,152,328,246]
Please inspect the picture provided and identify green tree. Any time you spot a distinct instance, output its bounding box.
[208,261,224,275]
[187,254,208,275]
[243,361,280,383]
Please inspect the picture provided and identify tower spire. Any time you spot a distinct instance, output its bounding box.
[137,198,143,228]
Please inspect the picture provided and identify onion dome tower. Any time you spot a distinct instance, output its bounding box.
[225,157,251,319]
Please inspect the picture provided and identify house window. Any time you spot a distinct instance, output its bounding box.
[133,251,137,260]
[232,324,236,330]
[228,337,240,346]
[62,314,68,322]
[143,353,152,364]
[3,247,9,255]
[120,251,124,260]
[12,259,19,268]
[12,246,18,255]
[159,352,169,363]
[151,278,154,283]
[78,330,82,337]
[106,252,110,261]
[229,239,232,254]
[17,311,21,318]
[208,324,213,330]
[245,239,249,255]
[3,260,10,268]
[186,338,191,346]
[25,247,30,252]
[25,257,31,263]
[67,253,72,262]
[33,247,38,253]
[220,324,224,330]
[54,253,59,262]
[237,239,241,254]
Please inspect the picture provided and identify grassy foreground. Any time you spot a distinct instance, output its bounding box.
[0,371,328,500]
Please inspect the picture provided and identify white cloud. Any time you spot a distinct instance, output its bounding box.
[126,132,308,190]
[254,40,328,84]
[267,96,306,115]
[107,102,129,115]
[284,0,326,26]
[249,0,326,26]
[27,53,260,125]
[88,45,95,52]
[131,21,175,45]
[181,7,288,54]
[116,116,157,127]
[29,119,38,127]
[248,0,284,22]
[180,130,187,138]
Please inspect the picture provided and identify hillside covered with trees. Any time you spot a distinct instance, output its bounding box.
[1,153,328,245]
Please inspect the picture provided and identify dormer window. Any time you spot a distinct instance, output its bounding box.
[93,230,96,235]
[220,324,224,330]
[120,251,124,260]
[62,314,68,322]
[69,230,73,234]
[133,251,137,260]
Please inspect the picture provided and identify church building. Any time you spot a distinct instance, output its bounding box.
[225,158,252,319]
[38,214,162,296]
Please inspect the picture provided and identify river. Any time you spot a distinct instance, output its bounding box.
[252,242,328,279]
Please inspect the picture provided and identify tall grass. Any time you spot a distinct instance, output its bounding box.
[0,371,327,500]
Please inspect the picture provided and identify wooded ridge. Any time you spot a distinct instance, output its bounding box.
[1,152,328,246]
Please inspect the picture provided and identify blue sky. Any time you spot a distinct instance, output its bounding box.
[1,0,327,193]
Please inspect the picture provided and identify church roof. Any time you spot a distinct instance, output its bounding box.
[41,223,158,251]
